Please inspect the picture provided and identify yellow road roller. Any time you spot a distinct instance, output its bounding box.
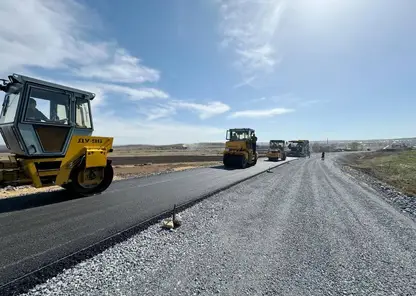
[0,74,114,196]
[266,139,287,161]
[223,128,258,169]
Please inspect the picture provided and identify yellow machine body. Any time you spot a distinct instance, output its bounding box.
[0,136,113,191]
[0,73,115,196]
[266,150,282,160]
[224,140,249,157]
[266,140,286,161]
[223,128,258,169]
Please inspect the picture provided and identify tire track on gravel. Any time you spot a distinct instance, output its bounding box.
[269,157,344,296]
[315,156,416,295]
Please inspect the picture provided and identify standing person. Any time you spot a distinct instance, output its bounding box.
[251,132,258,154]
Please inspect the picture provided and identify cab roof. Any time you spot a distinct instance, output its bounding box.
[9,73,96,100]
[228,128,255,132]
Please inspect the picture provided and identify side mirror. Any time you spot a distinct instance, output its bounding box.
[1,95,9,116]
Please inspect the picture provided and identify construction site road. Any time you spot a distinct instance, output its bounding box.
[17,153,416,296]
[0,157,293,288]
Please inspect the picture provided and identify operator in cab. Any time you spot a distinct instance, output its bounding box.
[26,98,49,122]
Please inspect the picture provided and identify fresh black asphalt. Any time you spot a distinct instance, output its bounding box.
[0,158,291,286]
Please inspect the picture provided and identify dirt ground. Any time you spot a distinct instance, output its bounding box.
[0,161,222,199]
[110,155,223,165]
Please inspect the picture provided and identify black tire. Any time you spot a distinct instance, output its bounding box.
[240,155,247,169]
[223,155,230,168]
[65,161,114,196]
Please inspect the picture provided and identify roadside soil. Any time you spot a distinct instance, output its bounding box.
[110,155,222,165]
[0,161,222,199]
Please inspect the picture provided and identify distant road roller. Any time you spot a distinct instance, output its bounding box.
[223,128,258,169]
[266,139,287,161]
[0,74,114,196]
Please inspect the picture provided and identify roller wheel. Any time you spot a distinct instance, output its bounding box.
[223,155,230,168]
[240,156,248,169]
[65,161,114,196]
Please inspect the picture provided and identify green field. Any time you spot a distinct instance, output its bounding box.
[350,150,416,196]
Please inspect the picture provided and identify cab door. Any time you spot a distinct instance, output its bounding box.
[22,85,73,155]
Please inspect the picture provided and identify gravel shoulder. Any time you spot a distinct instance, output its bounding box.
[17,155,416,296]
[336,152,416,219]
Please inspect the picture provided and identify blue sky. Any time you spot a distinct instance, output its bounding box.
[0,0,415,145]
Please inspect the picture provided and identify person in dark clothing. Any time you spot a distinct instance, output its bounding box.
[251,132,258,154]
[321,151,325,159]
[26,98,49,122]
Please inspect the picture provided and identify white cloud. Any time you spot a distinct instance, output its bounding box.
[0,0,159,84]
[298,99,329,107]
[218,0,287,79]
[171,100,231,119]
[93,113,225,145]
[0,0,227,146]
[99,84,169,101]
[73,49,160,83]
[233,75,256,89]
[27,78,169,111]
[140,105,177,121]
[250,97,267,103]
[229,107,294,118]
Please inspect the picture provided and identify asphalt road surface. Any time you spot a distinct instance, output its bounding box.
[18,153,416,296]
[0,157,292,288]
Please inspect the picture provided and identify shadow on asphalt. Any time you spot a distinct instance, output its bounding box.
[0,190,85,214]
[208,165,237,171]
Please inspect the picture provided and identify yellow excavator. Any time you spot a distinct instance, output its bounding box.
[223,128,258,169]
[0,74,114,196]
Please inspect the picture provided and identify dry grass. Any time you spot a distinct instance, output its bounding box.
[349,150,416,196]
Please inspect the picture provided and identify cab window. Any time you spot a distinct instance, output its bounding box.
[75,98,92,129]
[0,92,21,124]
[25,87,70,124]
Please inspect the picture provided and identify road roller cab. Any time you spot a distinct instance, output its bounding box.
[0,74,114,195]
[223,128,258,169]
[266,140,287,161]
